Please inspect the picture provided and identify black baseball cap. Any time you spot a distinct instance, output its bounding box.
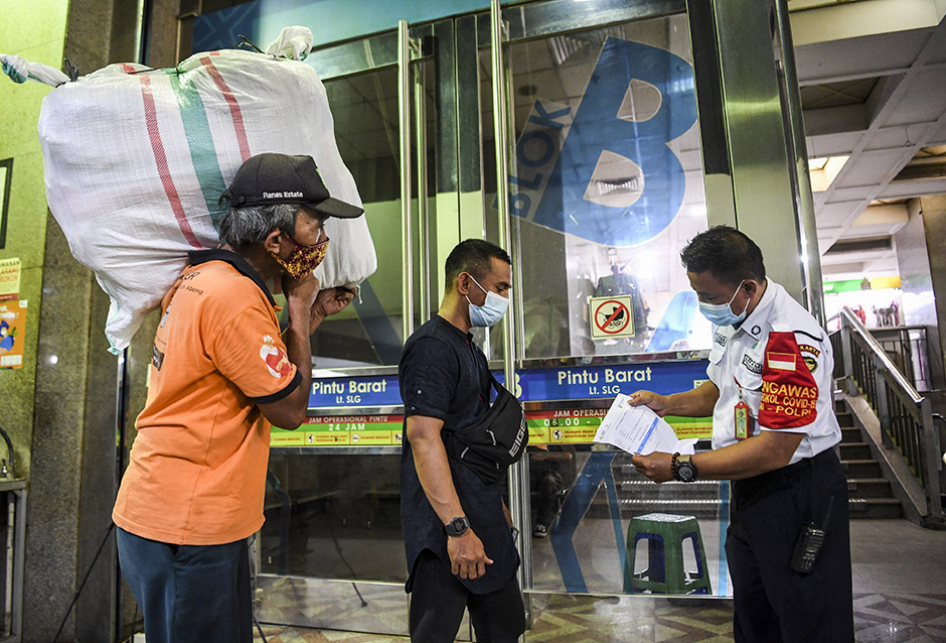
[221,153,364,218]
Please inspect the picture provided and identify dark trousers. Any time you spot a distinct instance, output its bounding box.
[116,527,252,643]
[409,550,525,643]
[726,449,855,643]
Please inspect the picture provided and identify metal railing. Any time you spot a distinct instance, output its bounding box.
[870,326,933,392]
[830,306,944,526]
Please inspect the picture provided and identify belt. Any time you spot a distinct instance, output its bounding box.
[731,448,838,510]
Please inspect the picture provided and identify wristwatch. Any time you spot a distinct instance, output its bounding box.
[672,453,698,483]
[443,516,471,537]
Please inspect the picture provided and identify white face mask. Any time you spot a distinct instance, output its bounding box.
[698,280,749,326]
[466,274,509,327]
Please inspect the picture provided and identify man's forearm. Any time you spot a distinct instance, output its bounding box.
[412,433,465,525]
[693,430,804,480]
[283,303,313,412]
[665,380,718,417]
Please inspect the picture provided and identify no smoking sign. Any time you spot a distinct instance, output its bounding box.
[590,295,635,339]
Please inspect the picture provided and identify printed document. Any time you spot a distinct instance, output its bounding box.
[592,393,682,455]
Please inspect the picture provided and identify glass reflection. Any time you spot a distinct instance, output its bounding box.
[481,13,712,361]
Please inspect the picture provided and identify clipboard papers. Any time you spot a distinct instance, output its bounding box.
[592,393,685,455]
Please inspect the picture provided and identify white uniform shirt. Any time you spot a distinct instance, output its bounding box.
[706,280,840,464]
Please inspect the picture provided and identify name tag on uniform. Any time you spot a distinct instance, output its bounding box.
[734,400,750,440]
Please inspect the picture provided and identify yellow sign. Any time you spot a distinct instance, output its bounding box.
[0,258,20,301]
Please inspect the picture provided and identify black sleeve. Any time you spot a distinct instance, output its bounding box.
[400,336,460,420]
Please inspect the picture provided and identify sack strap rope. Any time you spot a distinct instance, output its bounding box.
[1,54,69,87]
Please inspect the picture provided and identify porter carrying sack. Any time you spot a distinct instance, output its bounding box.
[443,372,528,485]
[3,26,376,353]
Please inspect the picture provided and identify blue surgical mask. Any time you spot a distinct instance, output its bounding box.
[698,280,748,326]
[466,274,509,327]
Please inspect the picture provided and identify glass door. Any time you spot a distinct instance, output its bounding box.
[474,0,730,601]
[256,20,465,638]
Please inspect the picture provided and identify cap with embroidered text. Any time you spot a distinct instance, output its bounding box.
[221,153,363,219]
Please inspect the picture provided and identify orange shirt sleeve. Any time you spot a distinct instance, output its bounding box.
[209,301,301,403]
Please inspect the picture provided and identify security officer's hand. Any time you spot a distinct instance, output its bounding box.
[631,451,674,483]
[628,390,672,417]
[448,529,493,580]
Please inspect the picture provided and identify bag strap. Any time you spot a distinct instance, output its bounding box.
[468,338,506,400]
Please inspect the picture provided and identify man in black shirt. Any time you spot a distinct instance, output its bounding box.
[399,239,525,643]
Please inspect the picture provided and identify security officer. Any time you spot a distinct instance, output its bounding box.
[630,226,854,643]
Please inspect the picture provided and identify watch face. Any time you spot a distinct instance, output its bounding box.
[447,516,469,535]
[678,463,695,482]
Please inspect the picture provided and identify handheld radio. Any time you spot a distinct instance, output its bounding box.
[790,495,833,574]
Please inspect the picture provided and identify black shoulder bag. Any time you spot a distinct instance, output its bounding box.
[442,370,528,485]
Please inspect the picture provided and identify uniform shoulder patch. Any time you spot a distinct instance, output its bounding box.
[798,344,821,373]
[759,332,819,429]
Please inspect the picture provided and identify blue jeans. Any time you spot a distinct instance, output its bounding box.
[116,527,252,643]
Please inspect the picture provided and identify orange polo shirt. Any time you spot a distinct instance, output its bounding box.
[113,250,301,545]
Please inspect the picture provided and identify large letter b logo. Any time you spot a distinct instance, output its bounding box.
[528,38,697,246]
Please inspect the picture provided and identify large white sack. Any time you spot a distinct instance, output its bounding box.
[34,32,376,353]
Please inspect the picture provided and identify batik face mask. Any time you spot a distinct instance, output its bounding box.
[270,231,330,279]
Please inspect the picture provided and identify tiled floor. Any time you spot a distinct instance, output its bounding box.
[249,518,946,642]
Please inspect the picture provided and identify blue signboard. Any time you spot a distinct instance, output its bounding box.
[308,360,709,408]
[513,360,709,401]
[309,375,401,408]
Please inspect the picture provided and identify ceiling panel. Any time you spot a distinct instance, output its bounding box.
[803,104,869,136]
[806,131,860,156]
[879,177,946,198]
[819,260,866,274]
[828,185,875,202]
[930,118,946,145]
[921,27,946,65]
[841,148,913,184]
[879,68,946,127]
[863,126,914,150]
[843,222,907,238]
[815,201,862,227]
[794,30,926,84]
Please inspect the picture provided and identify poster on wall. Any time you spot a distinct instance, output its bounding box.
[0,299,27,369]
[0,257,20,302]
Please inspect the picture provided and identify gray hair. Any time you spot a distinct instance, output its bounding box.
[218,203,299,250]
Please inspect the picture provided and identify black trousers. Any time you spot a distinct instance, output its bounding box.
[727,449,855,643]
[409,550,525,643]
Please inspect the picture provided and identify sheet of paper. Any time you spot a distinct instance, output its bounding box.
[592,393,680,455]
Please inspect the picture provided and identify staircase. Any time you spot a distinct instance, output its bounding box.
[836,400,902,519]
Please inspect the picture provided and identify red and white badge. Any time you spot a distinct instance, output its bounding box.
[759,332,819,429]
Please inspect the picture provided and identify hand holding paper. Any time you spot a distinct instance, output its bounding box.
[593,394,681,455]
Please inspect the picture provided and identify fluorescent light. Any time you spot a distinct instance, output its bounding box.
[808,155,849,192]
